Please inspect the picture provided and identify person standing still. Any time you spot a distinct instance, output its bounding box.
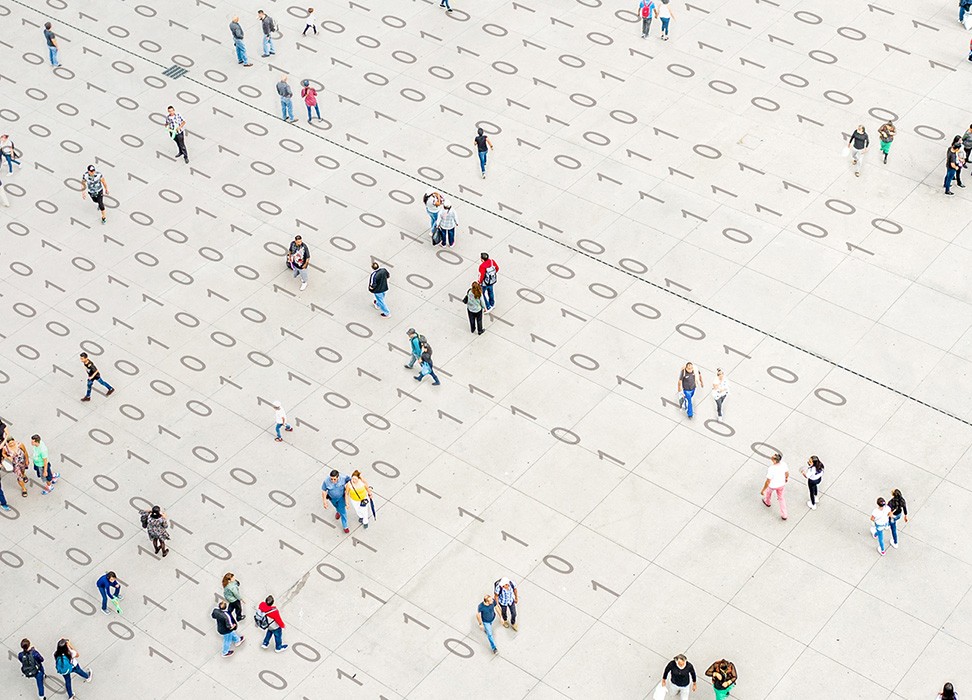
[848,125,869,177]
[658,0,674,39]
[476,594,500,654]
[96,571,122,615]
[346,469,374,528]
[887,488,908,549]
[423,190,443,233]
[54,639,91,699]
[878,121,895,164]
[414,342,441,385]
[31,434,58,494]
[287,234,310,291]
[704,659,737,700]
[662,654,697,697]
[677,362,703,419]
[80,166,109,224]
[140,505,170,556]
[165,106,189,164]
[212,600,244,657]
[435,200,458,246]
[229,17,253,66]
[945,143,962,195]
[18,638,46,700]
[301,80,321,122]
[494,578,519,630]
[276,75,296,123]
[711,368,729,419]
[43,22,60,67]
[760,452,789,520]
[222,573,246,622]
[322,469,352,533]
[801,455,824,510]
[258,10,276,56]
[272,400,293,442]
[474,127,493,178]
[369,262,391,317]
[952,135,967,188]
[639,0,655,38]
[478,252,499,312]
[464,281,487,335]
[79,352,114,401]
[962,125,972,166]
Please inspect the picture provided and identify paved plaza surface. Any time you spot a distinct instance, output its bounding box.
[1,0,971,698]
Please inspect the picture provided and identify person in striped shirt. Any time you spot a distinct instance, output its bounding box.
[494,578,518,631]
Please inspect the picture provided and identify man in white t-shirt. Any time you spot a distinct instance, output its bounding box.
[870,497,892,556]
[272,400,293,443]
[760,453,789,520]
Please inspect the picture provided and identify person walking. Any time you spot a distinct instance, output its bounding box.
[321,469,352,533]
[222,573,245,622]
[704,659,737,700]
[476,593,499,654]
[79,352,114,401]
[871,496,892,555]
[760,452,789,520]
[271,400,293,442]
[494,578,519,631]
[229,17,253,66]
[945,142,962,195]
[878,121,895,164]
[30,434,58,494]
[18,638,46,700]
[257,596,289,652]
[662,654,697,697]
[677,362,703,419]
[258,10,276,56]
[474,127,493,178]
[639,0,656,38]
[303,7,317,34]
[140,505,170,557]
[165,106,189,164]
[440,0,453,12]
[95,571,122,616]
[657,0,674,39]
[346,469,374,529]
[0,134,21,173]
[963,125,972,166]
[423,189,443,233]
[43,22,60,67]
[938,682,957,700]
[404,328,424,369]
[300,80,321,122]
[952,135,967,189]
[276,75,296,123]
[212,599,245,657]
[414,342,441,385]
[0,468,10,511]
[435,200,458,247]
[464,281,487,335]
[848,125,869,177]
[478,252,499,312]
[887,488,908,549]
[2,436,30,499]
[800,455,824,510]
[287,234,310,291]
[53,639,91,699]
[80,166,109,224]
[369,262,391,317]
[962,0,972,24]
[711,368,729,419]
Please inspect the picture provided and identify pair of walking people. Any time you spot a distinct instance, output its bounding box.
[475,578,520,654]
[676,363,729,419]
[321,468,375,532]
[19,638,92,699]
[871,488,908,555]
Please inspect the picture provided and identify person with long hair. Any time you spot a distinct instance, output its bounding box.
[222,572,245,622]
[54,638,91,698]
[937,681,957,700]
[465,281,487,335]
[801,456,825,510]
[887,488,908,549]
[18,638,46,699]
[346,470,374,529]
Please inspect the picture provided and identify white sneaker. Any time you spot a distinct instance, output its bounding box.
[890,541,898,549]
[299,282,307,291]
[806,501,816,510]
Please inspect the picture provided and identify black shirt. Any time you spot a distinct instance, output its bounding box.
[420,347,433,367]
[664,660,696,686]
[289,241,310,266]
[83,360,99,379]
[475,134,488,152]
[888,494,907,517]
[949,149,960,170]
[44,29,56,46]
[369,268,389,294]
[679,369,696,392]
[850,131,869,149]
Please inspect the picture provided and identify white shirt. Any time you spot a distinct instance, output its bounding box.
[803,465,823,482]
[712,378,729,398]
[871,505,891,526]
[274,407,287,424]
[657,2,671,18]
[766,461,788,489]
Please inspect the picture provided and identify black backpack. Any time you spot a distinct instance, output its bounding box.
[140,512,149,529]
[21,651,40,678]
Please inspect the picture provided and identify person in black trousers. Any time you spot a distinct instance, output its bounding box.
[464,281,487,335]
[888,488,908,549]
[801,455,824,510]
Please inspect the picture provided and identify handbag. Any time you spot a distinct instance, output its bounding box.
[840,145,850,158]
[651,683,667,700]
[432,227,443,245]
[351,482,369,508]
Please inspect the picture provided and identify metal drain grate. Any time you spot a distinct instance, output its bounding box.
[162,65,189,79]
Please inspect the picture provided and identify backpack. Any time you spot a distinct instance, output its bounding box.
[270,17,278,32]
[20,651,40,678]
[483,263,497,285]
[417,334,428,347]
[431,227,443,245]
[641,2,653,17]
[55,654,72,675]
[254,609,271,629]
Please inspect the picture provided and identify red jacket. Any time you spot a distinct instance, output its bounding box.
[478,258,499,284]
[258,601,285,628]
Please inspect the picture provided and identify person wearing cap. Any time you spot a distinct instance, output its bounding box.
[493,577,519,631]
[404,328,423,369]
[662,654,697,697]
[229,17,253,67]
[81,165,109,224]
[139,505,170,556]
[478,252,499,312]
[276,75,296,123]
[423,189,443,233]
[287,234,310,291]
[435,200,458,247]
[300,80,320,122]
[165,106,189,164]
[272,401,293,442]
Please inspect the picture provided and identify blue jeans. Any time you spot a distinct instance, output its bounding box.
[962,2,970,21]
[33,669,45,697]
[406,351,421,368]
[280,97,294,121]
[416,362,440,384]
[428,210,439,232]
[374,292,389,315]
[0,481,7,507]
[3,153,20,173]
[263,627,283,649]
[99,582,121,610]
[222,630,241,654]
[482,284,494,310]
[478,150,487,173]
[329,496,348,528]
[874,523,887,552]
[889,513,901,544]
[682,388,696,417]
[946,167,957,192]
[48,46,59,66]
[661,17,670,35]
[438,228,455,246]
[63,665,90,698]
[85,376,113,398]
[306,104,321,120]
[263,34,275,55]
[275,422,291,439]
[234,38,248,63]
[482,620,496,651]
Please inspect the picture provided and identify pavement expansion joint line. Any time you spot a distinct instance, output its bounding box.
[17,0,971,430]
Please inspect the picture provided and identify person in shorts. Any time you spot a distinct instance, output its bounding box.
[81,165,108,223]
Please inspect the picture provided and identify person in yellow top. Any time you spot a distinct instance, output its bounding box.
[346,470,374,529]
